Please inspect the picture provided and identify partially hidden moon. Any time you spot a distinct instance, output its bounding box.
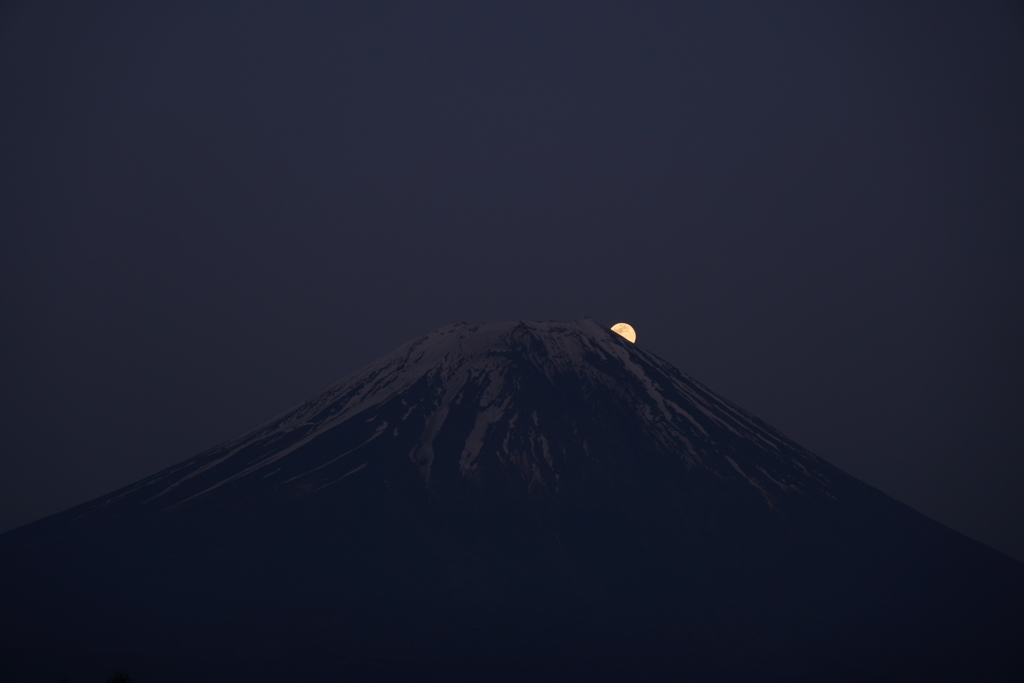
[610,322,636,343]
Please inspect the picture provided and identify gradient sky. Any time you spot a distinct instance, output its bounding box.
[2,0,1022,561]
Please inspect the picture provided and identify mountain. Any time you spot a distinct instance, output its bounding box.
[1,319,1022,682]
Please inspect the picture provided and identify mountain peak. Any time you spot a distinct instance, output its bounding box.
[81,318,838,517]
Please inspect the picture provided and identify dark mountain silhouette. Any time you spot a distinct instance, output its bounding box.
[2,319,1022,681]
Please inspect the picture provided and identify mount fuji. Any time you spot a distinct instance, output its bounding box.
[2,319,1022,681]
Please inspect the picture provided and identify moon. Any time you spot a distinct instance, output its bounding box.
[610,322,636,343]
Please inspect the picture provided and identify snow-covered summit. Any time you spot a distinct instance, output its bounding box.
[90,318,844,515]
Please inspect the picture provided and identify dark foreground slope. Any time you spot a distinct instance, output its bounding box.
[2,319,1022,682]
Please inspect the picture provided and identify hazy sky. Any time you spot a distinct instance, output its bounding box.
[2,0,1022,560]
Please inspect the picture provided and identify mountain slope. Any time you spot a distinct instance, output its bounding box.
[2,319,1022,682]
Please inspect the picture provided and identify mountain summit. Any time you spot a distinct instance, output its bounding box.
[2,319,1022,681]
[113,318,837,510]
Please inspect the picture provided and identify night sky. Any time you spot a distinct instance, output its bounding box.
[2,1,1022,561]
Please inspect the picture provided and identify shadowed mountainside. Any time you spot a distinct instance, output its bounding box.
[2,319,1022,681]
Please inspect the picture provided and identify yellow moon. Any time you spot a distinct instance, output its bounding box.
[610,322,636,343]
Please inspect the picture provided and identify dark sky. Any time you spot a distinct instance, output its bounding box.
[2,1,1022,560]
